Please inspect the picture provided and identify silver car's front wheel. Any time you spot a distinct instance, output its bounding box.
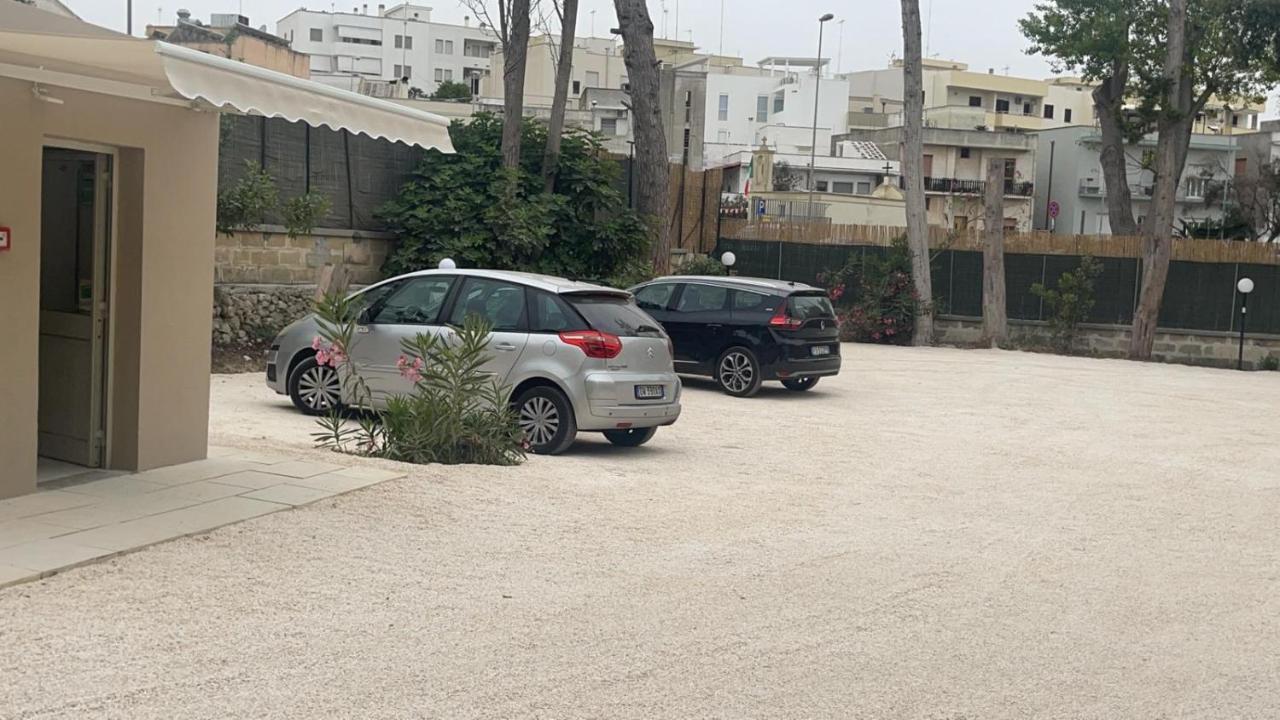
[716,348,762,398]
[289,357,341,415]
[514,386,577,455]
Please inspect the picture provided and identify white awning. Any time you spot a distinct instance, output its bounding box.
[0,2,454,151]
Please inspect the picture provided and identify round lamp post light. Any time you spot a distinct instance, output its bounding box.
[438,258,457,270]
[1237,276,1254,370]
[721,251,737,276]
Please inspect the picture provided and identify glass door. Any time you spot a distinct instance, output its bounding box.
[38,147,112,469]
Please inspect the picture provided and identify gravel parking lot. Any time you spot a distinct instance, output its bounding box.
[3,345,1280,719]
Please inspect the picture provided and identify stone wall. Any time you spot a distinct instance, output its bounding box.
[936,317,1280,370]
[214,227,394,285]
[212,284,317,347]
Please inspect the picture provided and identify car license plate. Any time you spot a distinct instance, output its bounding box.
[811,345,831,357]
[635,384,665,400]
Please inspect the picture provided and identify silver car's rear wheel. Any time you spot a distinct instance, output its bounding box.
[716,347,762,398]
[515,385,577,455]
[289,356,341,415]
[520,396,559,446]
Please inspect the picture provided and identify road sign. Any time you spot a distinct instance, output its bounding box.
[755,198,766,217]
[1048,200,1061,219]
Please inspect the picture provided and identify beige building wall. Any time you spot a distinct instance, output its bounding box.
[1045,77,1096,126]
[755,191,908,226]
[145,27,311,79]
[484,36,628,106]
[0,78,218,498]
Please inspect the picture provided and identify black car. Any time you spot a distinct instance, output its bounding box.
[629,276,841,397]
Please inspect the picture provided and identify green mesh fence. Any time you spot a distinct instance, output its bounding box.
[715,238,1278,335]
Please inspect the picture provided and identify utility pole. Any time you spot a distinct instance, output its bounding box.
[127,0,133,34]
[808,14,834,221]
[836,19,845,74]
[719,0,726,55]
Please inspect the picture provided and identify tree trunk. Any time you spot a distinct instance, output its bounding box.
[1092,66,1140,237]
[500,0,532,169]
[1129,0,1195,359]
[900,0,934,345]
[614,0,672,274]
[981,157,1008,347]
[542,0,579,192]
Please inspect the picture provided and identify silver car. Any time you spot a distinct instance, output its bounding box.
[266,269,682,454]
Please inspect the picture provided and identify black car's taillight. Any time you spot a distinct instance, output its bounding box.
[769,304,803,330]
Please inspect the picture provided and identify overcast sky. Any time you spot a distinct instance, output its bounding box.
[74,0,1061,76]
[70,0,1277,113]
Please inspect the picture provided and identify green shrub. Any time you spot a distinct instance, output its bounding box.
[216,161,278,235]
[379,113,650,284]
[310,293,525,466]
[674,253,727,276]
[818,236,922,345]
[216,161,332,239]
[1031,255,1103,353]
[430,80,473,101]
[1263,355,1280,371]
[281,192,332,239]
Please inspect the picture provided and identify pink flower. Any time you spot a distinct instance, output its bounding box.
[885,328,896,336]
[396,355,424,382]
[872,331,882,341]
[312,336,348,368]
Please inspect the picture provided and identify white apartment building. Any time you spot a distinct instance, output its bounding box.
[700,57,850,169]
[1034,126,1240,235]
[276,4,497,94]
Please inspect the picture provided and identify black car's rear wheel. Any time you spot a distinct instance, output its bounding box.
[716,347,763,398]
[603,427,657,447]
[781,377,820,392]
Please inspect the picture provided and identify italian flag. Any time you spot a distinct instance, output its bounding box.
[744,157,753,197]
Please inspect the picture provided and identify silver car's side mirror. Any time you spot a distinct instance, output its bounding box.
[356,307,373,325]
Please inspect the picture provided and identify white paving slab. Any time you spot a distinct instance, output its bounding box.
[0,447,407,588]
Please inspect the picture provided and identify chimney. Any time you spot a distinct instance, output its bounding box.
[362,4,368,14]
[464,15,470,27]
[378,3,385,14]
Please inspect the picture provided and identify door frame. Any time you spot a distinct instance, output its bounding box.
[41,138,118,469]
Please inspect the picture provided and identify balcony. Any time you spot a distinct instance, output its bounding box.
[988,110,1044,131]
[1076,179,1227,203]
[1078,180,1154,198]
[904,176,1034,197]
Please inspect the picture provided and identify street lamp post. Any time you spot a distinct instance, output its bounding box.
[1237,277,1255,370]
[808,13,834,223]
[721,251,737,277]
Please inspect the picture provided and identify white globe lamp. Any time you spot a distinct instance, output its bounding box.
[438,258,457,270]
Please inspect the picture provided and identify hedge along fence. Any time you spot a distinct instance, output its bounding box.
[715,236,1280,337]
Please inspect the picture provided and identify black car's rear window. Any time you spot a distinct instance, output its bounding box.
[788,293,835,320]
[566,295,664,337]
